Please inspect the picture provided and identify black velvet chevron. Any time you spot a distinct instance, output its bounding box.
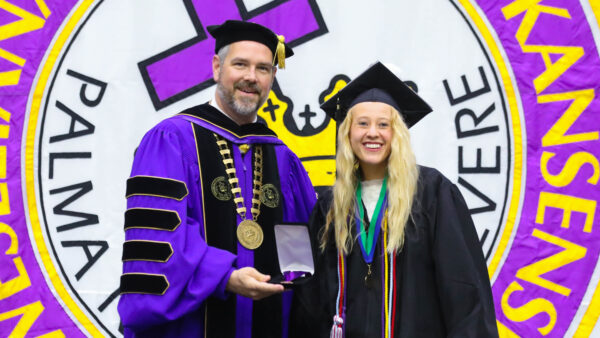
[124,208,181,231]
[122,240,173,262]
[126,176,188,200]
[120,273,169,295]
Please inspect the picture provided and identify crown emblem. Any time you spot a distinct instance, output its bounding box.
[257,75,350,188]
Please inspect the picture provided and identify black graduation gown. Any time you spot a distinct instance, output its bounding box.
[291,166,499,338]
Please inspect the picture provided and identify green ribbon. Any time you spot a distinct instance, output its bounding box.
[356,175,388,258]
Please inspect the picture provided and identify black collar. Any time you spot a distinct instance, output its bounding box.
[178,103,277,138]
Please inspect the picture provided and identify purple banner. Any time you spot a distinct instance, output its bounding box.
[478,0,600,336]
[2,0,600,336]
[0,0,86,337]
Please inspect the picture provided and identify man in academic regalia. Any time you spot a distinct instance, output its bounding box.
[117,20,316,338]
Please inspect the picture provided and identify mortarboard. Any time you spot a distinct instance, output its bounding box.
[320,62,432,127]
[207,20,294,69]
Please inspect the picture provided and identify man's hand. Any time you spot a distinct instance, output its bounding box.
[226,267,284,300]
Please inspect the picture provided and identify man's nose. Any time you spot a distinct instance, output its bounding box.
[243,67,258,82]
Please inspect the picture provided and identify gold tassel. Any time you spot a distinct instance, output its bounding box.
[274,35,286,69]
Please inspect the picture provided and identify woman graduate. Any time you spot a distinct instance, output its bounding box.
[291,62,498,338]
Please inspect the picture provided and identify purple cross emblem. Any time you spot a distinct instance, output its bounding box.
[139,0,327,110]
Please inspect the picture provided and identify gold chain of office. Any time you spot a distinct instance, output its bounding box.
[214,133,264,250]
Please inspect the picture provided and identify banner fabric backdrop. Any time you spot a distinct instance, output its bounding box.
[1,0,600,337]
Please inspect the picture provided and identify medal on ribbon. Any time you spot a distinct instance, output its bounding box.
[355,175,388,287]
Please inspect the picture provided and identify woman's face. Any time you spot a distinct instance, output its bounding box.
[349,102,393,178]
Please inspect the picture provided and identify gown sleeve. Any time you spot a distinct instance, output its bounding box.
[432,177,499,337]
[278,147,317,223]
[117,121,236,333]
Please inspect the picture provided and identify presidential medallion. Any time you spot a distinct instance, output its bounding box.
[260,183,279,208]
[236,219,264,250]
[211,176,232,201]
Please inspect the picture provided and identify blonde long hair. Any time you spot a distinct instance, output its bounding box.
[320,105,419,254]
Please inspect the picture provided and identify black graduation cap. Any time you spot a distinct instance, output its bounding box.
[320,62,432,127]
[207,20,294,68]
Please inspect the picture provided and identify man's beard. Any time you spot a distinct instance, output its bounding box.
[216,80,267,117]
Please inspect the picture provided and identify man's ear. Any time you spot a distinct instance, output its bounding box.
[212,55,221,82]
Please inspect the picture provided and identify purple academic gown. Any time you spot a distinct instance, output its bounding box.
[118,103,316,338]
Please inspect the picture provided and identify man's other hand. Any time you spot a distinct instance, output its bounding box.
[226,267,284,300]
